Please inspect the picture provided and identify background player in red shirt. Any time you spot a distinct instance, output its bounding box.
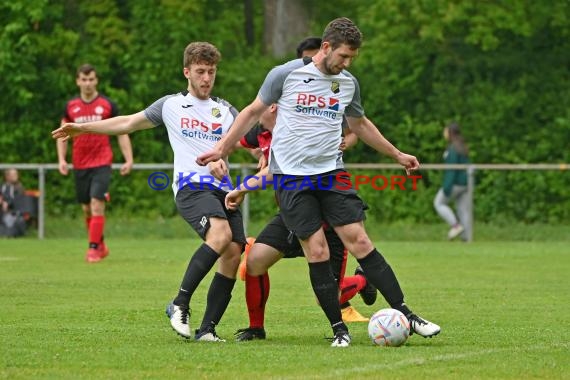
[57,64,133,263]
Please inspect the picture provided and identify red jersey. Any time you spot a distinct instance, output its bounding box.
[62,95,118,169]
[239,124,272,160]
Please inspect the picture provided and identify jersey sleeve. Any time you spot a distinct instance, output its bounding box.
[61,99,74,124]
[143,95,173,126]
[61,106,71,124]
[258,61,300,105]
[240,124,263,148]
[344,74,365,118]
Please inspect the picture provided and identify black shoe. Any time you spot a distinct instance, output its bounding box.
[234,327,266,342]
[355,266,377,305]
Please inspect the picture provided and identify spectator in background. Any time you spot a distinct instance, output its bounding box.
[433,122,470,241]
[57,64,133,263]
[0,169,27,237]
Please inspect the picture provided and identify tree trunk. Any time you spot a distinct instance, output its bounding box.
[263,0,311,58]
[244,0,255,47]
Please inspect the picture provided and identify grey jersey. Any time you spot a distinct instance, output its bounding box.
[258,59,364,175]
[144,91,238,195]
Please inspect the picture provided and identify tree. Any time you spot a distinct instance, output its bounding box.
[263,0,310,57]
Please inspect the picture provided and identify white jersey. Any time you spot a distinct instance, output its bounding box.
[144,91,238,195]
[258,58,364,175]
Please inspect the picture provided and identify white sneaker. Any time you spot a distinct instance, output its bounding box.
[330,331,351,347]
[195,327,226,342]
[407,314,441,337]
[448,224,465,240]
[165,301,191,338]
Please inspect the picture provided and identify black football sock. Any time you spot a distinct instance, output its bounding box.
[357,249,412,316]
[309,261,348,334]
[198,272,236,333]
[173,243,220,308]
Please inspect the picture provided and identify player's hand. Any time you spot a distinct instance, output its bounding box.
[52,123,84,142]
[257,154,268,170]
[225,190,245,210]
[58,160,69,176]
[196,149,223,166]
[396,152,420,175]
[208,160,228,180]
[339,137,347,151]
[120,161,133,176]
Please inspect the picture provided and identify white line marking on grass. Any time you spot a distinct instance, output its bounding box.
[328,348,506,376]
[281,344,567,379]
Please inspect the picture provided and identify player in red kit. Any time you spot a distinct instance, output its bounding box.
[57,64,133,263]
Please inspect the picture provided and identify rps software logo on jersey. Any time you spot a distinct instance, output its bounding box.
[180,118,223,140]
[294,93,340,119]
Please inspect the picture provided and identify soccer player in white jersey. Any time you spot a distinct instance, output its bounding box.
[53,42,245,342]
[197,18,441,347]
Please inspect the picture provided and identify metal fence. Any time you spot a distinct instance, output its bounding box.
[1,162,568,240]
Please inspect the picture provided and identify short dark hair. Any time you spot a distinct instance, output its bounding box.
[183,42,221,67]
[76,64,96,77]
[296,37,322,58]
[322,17,362,50]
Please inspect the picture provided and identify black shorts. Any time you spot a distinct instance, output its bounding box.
[73,165,112,204]
[275,170,366,239]
[256,214,346,281]
[175,185,246,244]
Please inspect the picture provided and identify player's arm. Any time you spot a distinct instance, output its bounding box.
[225,166,271,210]
[346,116,419,173]
[52,112,155,141]
[56,135,69,175]
[197,97,268,165]
[117,134,134,175]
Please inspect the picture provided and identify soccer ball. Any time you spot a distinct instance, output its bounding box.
[368,308,410,347]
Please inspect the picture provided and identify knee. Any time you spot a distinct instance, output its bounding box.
[306,245,329,262]
[247,259,268,276]
[348,233,372,255]
[246,246,274,276]
[206,223,233,251]
[90,199,105,215]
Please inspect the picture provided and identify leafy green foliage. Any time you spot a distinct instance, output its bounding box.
[0,0,568,222]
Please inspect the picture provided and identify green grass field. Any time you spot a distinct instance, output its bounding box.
[1,237,569,379]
